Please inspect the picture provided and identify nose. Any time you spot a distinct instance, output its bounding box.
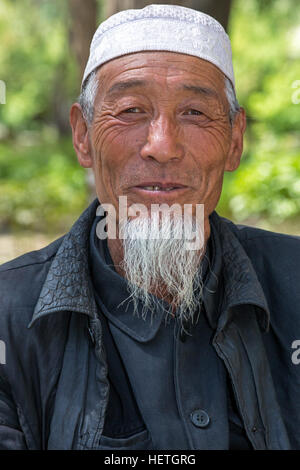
[140,115,184,164]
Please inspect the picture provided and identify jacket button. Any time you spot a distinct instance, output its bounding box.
[190,409,210,428]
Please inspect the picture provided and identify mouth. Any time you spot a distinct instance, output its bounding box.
[132,182,188,193]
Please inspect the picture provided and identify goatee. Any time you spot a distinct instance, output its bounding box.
[118,211,205,328]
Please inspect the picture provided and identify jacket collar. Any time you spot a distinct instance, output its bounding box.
[28,199,100,328]
[28,199,270,332]
[209,212,270,332]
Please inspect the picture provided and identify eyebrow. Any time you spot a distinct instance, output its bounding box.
[181,85,219,100]
[106,80,219,101]
[106,80,147,96]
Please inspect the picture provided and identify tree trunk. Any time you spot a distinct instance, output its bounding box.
[68,0,98,82]
[105,0,232,31]
[68,0,98,200]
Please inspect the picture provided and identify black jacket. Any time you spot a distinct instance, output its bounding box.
[0,198,299,449]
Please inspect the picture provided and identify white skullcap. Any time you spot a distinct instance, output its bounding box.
[82,4,235,89]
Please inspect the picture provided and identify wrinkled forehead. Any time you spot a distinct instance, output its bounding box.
[95,51,228,106]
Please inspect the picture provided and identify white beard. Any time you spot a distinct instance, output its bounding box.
[118,212,205,327]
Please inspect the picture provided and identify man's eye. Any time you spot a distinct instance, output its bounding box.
[185,109,203,116]
[123,107,142,113]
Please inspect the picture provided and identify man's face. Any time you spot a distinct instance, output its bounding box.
[70,51,246,315]
[72,51,245,224]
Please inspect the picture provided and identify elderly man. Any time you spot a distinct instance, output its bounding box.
[0,4,299,450]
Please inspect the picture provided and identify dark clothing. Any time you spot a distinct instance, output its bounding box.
[0,198,299,449]
[89,214,252,449]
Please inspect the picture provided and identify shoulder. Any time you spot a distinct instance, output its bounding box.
[0,235,65,326]
[0,235,64,274]
[213,212,300,292]
[218,215,300,322]
[218,215,300,276]
[219,216,300,256]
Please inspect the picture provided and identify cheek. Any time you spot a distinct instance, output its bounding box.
[184,126,230,207]
[185,123,231,163]
[91,121,148,188]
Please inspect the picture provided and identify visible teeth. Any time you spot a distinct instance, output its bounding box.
[142,186,176,191]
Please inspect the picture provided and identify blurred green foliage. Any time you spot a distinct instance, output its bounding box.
[0,0,300,233]
[0,0,89,232]
[218,0,300,226]
[0,0,77,130]
[0,135,86,232]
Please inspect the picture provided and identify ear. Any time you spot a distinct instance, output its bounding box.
[69,103,93,168]
[225,107,247,172]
